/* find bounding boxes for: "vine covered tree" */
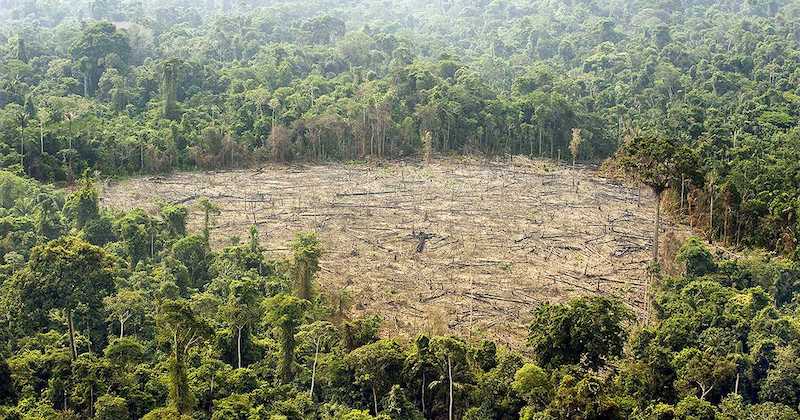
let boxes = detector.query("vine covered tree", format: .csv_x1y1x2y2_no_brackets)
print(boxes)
156,299,211,416
290,232,321,300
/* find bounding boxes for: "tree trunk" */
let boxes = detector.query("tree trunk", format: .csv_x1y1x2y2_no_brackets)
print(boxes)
421,370,426,416
207,374,215,412
448,355,454,420
724,207,730,245
68,309,77,360
372,384,379,416
309,337,320,398
119,318,125,339
237,326,243,369
709,185,714,243
538,125,543,157
680,176,685,212
529,125,533,157
20,128,24,168
653,190,661,265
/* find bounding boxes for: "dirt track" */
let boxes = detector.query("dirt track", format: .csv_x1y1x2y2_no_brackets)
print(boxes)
102,157,668,344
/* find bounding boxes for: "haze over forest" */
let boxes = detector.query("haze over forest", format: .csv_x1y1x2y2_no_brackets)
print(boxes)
1,0,800,419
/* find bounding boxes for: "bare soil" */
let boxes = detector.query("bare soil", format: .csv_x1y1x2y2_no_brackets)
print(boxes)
102,157,674,344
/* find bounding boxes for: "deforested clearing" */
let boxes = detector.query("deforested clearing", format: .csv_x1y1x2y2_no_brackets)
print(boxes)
102,157,673,344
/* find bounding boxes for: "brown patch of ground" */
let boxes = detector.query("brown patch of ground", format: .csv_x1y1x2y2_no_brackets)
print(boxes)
102,157,673,345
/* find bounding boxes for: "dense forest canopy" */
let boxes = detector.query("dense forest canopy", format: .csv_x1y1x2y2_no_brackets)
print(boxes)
1,0,800,419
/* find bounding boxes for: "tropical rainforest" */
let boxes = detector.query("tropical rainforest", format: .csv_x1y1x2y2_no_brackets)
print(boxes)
1,0,800,419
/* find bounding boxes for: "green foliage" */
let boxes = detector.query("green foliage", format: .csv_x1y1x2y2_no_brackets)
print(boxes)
69,21,130,98
527,296,632,369
103,337,145,366
758,345,800,408
13,235,117,350
210,393,255,420
156,299,212,415
544,372,621,419
0,358,16,406
197,198,220,245
62,177,99,230
672,347,736,401
343,315,382,351
263,294,308,383
81,214,116,246
160,204,188,239
676,237,717,277
381,385,423,420
346,339,405,415
674,396,715,420
513,363,551,409
142,406,192,420
291,232,322,300
615,129,693,194
95,394,128,420
171,235,211,291
3,1,800,418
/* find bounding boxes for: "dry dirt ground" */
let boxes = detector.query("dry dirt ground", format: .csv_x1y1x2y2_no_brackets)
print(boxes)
102,157,672,344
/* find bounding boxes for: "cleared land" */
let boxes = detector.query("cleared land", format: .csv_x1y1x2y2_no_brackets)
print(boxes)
102,157,668,344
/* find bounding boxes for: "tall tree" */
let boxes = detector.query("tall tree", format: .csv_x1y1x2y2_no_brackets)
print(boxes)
296,321,339,398
103,289,147,339
62,176,100,230
156,299,211,415
615,129,693,265
14,236,116,359
346,339,405,416
430,336,470,420
527,296,632,369
70,22,131,98
219,277,261,369
263,294,307,383
161,59,180,120
197,198,220,245
291,232,322,300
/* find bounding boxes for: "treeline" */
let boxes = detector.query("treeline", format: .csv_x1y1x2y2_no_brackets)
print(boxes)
0,170,799,419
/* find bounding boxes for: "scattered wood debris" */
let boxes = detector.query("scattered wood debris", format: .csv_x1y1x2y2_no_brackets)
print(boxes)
102,157,684,345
